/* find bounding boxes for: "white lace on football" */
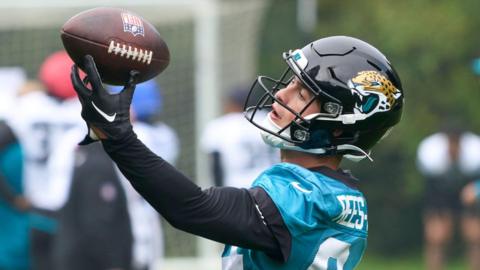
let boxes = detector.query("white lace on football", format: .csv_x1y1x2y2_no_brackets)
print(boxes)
107,40,153,64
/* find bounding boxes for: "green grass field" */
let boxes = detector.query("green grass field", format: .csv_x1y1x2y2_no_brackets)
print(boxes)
357,253,467,270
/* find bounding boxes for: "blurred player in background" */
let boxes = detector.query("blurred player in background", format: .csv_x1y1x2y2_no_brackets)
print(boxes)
462,177,480,270
417,128,480,270
0,121,30,270
0,68,31,270
51,135,133,270
71,36,404,269
124,79,179,166
52,79,178,270
201,86,278,188
6,51,84,270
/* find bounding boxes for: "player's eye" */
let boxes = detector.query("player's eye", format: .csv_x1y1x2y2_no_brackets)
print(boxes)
288,77,296,86
298,88,307,101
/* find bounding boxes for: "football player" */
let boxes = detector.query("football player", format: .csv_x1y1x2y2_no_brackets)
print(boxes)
7,51,84,270
0,120,30,270
71,36,404,269
0,67,30,270
418,130,480,270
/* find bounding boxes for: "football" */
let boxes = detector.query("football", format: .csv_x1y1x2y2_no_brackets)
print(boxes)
61,7,170,85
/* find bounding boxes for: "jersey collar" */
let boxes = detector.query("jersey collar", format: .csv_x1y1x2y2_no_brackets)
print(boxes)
309,166,360,190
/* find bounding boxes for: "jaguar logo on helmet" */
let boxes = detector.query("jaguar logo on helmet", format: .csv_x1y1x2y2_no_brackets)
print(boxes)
348,70,402,116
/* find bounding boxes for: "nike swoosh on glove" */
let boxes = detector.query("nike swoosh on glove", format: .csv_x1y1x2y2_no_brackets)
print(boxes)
71,55,139,145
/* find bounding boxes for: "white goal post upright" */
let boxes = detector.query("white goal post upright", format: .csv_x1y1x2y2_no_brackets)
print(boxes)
193,0,222,260
194,0,271,263
0,0,269,268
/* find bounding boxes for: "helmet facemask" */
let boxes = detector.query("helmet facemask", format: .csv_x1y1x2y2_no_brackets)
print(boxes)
244,50,344,155
244,36,403,162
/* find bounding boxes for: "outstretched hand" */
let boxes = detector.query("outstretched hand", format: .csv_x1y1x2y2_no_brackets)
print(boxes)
71,55,139,144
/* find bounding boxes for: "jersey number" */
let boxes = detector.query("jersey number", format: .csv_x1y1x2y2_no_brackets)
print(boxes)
31,122,74,165
311,237,350,270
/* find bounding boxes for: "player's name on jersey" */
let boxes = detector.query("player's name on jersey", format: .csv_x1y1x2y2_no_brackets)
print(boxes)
333,195,367,231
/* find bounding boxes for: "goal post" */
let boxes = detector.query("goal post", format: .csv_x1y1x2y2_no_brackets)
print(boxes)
0,0,269,269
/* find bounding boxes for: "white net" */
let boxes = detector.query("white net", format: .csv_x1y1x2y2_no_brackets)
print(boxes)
0,0,268,268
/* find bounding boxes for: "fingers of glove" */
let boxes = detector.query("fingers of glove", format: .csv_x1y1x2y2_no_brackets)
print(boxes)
79,134,97,145
83,55,107,96
78,123,98,145
70,65,91,97
121,70,140,99
129,70,140,82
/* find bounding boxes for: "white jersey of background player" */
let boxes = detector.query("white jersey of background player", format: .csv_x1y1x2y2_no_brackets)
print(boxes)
201,87,279,188
417,131,480,177
6,54,84,211
50,118,178,270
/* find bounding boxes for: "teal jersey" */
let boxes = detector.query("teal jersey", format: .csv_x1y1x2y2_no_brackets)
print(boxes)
0,143,30,270
222,163,368,270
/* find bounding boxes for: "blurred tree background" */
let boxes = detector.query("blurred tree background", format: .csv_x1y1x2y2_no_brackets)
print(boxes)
257,0,480,258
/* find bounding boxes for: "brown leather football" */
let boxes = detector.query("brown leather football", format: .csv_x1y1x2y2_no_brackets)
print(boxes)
61,7,170,85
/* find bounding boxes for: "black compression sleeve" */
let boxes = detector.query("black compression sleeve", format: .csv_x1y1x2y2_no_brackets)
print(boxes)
101,132,286,260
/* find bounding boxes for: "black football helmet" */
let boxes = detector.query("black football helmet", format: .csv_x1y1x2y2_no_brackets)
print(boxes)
244,36,404,161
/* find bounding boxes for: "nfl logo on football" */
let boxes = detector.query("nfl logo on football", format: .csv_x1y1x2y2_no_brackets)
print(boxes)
121,13,145,37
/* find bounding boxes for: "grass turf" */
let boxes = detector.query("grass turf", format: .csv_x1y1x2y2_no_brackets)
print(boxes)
357,253,467,270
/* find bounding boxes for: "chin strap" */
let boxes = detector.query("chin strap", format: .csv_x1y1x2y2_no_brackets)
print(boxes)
337,144,373,162
259,114,373,162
